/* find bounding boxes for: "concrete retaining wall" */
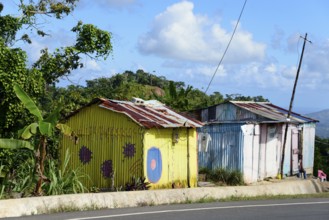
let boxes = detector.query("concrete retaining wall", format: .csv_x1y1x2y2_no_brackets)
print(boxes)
0,179,323,218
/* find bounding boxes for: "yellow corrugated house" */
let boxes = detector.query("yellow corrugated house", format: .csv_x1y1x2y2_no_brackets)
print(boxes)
60,98,203,190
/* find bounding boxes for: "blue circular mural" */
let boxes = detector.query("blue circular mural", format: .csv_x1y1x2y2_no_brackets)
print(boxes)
147,147,162,183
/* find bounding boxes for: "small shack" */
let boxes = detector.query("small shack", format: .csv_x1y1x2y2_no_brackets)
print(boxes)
60,98,203,189
197,101,318,183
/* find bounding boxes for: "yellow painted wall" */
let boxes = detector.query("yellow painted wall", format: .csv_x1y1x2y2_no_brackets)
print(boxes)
143,127,198,189
60,104,144,190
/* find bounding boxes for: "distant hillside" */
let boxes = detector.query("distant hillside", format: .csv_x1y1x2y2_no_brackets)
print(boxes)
306,109,329,138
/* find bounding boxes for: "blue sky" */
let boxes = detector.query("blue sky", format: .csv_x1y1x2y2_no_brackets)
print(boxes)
4,0,329,113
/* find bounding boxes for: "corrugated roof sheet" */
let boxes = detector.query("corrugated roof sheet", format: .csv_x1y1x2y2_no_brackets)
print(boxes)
67,98,203,128
230,101,318,123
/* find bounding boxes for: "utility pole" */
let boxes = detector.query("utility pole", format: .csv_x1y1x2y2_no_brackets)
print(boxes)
280,33,311,179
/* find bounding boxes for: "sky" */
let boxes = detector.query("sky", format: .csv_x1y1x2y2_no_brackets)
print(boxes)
4,0,329,114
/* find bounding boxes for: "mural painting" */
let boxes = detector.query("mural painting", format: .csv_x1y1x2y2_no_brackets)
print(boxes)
147,147,162,183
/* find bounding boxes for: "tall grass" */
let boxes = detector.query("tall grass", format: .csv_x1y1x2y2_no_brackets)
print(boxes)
0,153,36,198
43,149,88,195
204,168,244,186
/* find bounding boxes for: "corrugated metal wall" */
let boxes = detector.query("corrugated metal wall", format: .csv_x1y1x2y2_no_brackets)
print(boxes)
242,124,260,183
302,123,316,173
143,128,198,189
198,123,243,171
60,104,144,189
201,103,268,122
198,102,316,182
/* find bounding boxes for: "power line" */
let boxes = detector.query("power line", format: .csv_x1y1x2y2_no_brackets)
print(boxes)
204,0,248,94
315,139,329,146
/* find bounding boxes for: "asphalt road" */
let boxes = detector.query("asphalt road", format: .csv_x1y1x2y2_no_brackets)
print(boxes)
5,198,329,220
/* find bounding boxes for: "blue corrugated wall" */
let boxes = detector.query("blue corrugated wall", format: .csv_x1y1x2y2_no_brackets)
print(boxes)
198,123,244,172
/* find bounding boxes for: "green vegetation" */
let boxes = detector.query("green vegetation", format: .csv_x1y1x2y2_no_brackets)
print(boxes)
124,176,151,191
313,136,329,177
0,0,111,198
38,192,329,215
199,167,244,186
43,149,88,195
0,1,269,199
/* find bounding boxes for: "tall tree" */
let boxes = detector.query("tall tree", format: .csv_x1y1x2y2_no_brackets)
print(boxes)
0,1,113,136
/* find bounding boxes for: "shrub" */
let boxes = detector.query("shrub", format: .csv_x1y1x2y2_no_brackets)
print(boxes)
125,176,150,191
208,168,244,186
199,167,211,175
0,152,36,199
43,149,88,195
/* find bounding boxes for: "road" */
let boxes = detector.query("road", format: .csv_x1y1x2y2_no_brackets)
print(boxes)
5,198,329,220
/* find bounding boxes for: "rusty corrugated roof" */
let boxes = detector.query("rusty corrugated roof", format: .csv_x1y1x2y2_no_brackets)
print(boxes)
72,98,203,128
230,101,318,123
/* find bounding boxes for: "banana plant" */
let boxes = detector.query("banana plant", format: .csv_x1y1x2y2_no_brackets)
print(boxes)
1,84,73,195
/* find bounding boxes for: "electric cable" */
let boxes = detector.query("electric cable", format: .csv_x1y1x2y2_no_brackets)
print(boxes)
204,0,247,94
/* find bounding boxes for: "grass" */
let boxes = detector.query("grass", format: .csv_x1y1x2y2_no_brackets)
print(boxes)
15,191,329,217
199,167,244,186
8,188,329,217
166,192,329,207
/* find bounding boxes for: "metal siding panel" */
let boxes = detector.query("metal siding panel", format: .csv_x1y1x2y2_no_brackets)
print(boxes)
188,128,198,187
258,124,268,180
302,123,316,172
291,128,299,173
143,128,198,189
143,128,170,188
282,125,291,176
242,124,255,183
60,104,144,189
198,123,243,172
201,109,208,122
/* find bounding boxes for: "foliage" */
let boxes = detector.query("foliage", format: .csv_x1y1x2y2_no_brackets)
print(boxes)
43,149,87,195
0,39,44,136
208,168,244,186
224,94,269,102
0,151,36,199
0,1,113,137
124,176,151,191
313,136,329,176
0,138,33,150
9,84,74,195
34,21,112,85
42,69,270,116
198,167,212,175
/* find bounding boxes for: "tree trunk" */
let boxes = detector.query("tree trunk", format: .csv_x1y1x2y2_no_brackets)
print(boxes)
34,136,47,196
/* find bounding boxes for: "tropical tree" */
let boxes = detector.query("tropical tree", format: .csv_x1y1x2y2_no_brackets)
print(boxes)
0,84,74,195
0,1,113,136
224,94,269,102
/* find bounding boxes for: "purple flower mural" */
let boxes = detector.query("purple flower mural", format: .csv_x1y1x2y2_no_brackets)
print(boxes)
79,146,92,164
101,160,113,179
122,143,136,158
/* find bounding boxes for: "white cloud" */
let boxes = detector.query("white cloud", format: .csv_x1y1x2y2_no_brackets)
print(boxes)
138,1,265,65
271,27,285,49
25,41,45,64
264,63,277,73
305,39,329,74
286,33,301,53
85,60,102,71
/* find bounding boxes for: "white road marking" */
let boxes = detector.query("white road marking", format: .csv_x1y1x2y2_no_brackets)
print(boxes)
67,201,329,220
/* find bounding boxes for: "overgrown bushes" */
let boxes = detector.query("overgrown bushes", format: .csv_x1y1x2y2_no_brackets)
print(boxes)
199,167,244,186
43,149,88,195
0,150,88,199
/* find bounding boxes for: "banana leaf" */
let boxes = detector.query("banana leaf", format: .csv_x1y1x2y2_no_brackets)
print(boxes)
0,139,33,150
14,84,43,121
